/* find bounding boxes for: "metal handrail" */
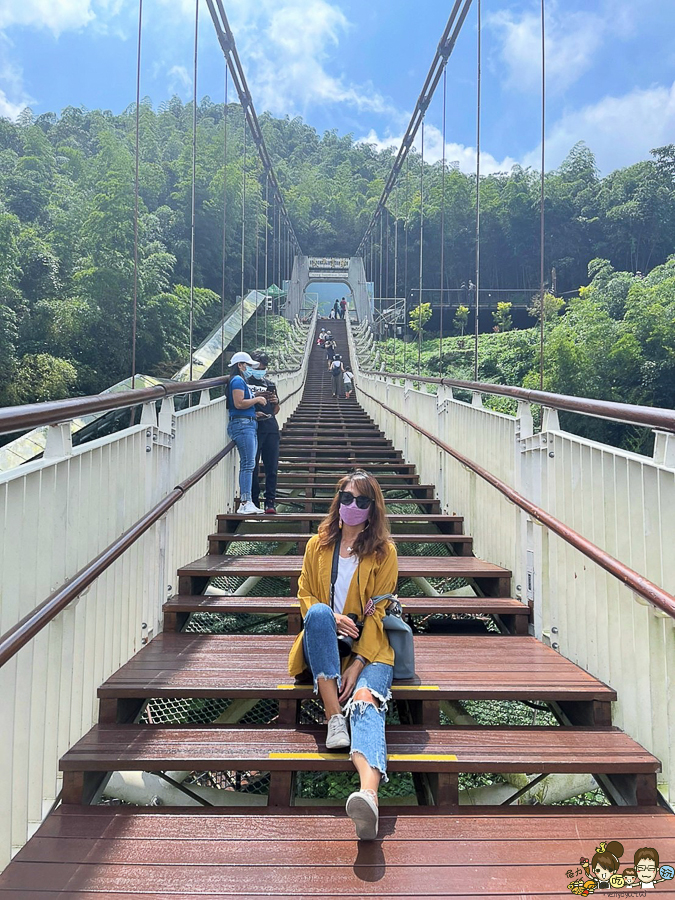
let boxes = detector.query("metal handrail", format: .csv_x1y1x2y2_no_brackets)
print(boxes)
0,441,235,668
0,312,317,437
0,377,225,437
0,308,317,664
358,385,675,621
362,369,675,434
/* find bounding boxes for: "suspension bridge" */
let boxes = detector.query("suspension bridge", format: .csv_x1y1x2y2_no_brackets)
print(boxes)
1,2,675,897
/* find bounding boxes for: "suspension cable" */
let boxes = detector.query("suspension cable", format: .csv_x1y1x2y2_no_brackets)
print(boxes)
220,66,228,375
131,0,143,390
404,155,409,374
205,0,301,255
539,0,546,389
188,0,198,382
393,182,399,373
473,0,481,382
240,111,246,350
355,0,474,257
417,119,424,377
264,174,269,349
255,174,260,346
378,214,383,337
439,67,447,376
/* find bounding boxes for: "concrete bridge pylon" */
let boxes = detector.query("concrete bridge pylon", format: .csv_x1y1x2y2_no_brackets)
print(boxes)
284,255,371,323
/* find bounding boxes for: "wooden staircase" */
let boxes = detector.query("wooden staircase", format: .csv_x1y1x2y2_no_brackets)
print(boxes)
3,317,674,898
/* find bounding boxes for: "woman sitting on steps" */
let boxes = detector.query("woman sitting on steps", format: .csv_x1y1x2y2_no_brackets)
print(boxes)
288,469,398,841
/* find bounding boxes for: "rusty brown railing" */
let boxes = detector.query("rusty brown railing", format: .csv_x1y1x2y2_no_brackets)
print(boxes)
363,369,675,433
0,376,233,437
358,385,675,621
0,441,236,668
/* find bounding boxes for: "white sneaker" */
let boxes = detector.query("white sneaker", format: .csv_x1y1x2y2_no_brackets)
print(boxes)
238,501,264,515
346,789,379,840
325,713,350,750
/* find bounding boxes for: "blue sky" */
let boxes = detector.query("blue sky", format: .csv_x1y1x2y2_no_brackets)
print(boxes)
1,0,674,174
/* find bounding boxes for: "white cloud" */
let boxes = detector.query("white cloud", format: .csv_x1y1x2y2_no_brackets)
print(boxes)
160,0,397,117
167,64,191,97
486,3,606,95
0,87,25,119
0,0,95,37
486,0,649,96
358,123,518,176
524,80,675,173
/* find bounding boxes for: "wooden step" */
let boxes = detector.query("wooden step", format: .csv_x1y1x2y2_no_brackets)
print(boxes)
162,594,530,634
97,633,616,726
207,532,473,555
177,554,509,595
269,497,442,510
5,806,675,897
267,483,435,495
217,512,464,533
60,723,659,806
5,804,675,900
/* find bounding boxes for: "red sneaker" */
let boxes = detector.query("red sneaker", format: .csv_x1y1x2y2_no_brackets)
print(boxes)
265,506,277,515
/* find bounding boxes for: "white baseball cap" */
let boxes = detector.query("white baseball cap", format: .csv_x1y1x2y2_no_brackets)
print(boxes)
228,351,260,367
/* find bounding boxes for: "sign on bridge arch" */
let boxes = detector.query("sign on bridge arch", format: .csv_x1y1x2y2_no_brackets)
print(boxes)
308,257,350,277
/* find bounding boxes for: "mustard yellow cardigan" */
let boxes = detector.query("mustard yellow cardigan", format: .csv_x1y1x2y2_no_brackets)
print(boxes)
287,534,398,677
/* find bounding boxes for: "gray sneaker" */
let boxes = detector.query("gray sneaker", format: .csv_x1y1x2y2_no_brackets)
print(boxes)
325,713,350,750
346,789,379,840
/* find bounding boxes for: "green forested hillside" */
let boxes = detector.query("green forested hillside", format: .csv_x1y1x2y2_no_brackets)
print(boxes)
1,98,674,406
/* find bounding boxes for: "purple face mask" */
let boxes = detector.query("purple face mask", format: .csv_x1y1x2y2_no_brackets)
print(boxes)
339,501,370,526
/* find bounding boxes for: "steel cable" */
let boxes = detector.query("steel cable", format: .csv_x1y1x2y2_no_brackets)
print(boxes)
131,0,143,389
473,0,481,382
240,111,246,350
439,67,447,376
189,0,198,381
220,66,228,375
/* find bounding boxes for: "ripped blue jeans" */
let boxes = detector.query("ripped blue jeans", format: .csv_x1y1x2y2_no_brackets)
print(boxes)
302,602,394,781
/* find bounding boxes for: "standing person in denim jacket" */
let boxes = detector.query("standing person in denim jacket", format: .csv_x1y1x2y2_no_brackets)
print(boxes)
246,349,281,514
226,351,267,515
288,469,398,841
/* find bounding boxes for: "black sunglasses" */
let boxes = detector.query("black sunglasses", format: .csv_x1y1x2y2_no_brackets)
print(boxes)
339,490,372,510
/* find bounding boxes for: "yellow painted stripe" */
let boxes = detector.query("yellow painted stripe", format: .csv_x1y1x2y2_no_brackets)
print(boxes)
268,752,457,762
277,684,440,691
270,752,350,760
389,753,457,761
290,602,301,607
391,685,440,691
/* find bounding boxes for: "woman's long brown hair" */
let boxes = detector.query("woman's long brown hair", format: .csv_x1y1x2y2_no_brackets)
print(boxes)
317,470,391,561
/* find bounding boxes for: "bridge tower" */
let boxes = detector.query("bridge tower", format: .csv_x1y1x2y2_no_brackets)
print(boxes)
284,255,371,322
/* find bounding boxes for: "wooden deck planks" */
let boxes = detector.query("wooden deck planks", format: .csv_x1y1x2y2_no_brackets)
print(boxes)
177,555,510,579
98,634,616,702
61,724,660,773
3,807,675,898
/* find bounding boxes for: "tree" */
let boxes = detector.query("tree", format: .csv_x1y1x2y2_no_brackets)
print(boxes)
493,301,513,332
528,291,564,324
409,302,432,333
454,305,469,335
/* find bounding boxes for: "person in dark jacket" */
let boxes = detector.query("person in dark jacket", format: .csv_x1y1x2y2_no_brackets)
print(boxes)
246,350,281,514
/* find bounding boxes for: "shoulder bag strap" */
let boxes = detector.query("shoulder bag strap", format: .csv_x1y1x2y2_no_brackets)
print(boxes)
329,536,342,611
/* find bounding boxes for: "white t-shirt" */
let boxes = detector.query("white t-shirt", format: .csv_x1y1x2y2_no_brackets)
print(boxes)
333,553,358,615
343,371,353,385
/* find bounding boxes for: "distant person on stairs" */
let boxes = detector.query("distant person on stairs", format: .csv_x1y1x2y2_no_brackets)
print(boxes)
340,297,347,319
330,354,344,397
246,350,280,515
226,351,268,515
343,367,354,399
288,470,398,841
333,299,340,319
